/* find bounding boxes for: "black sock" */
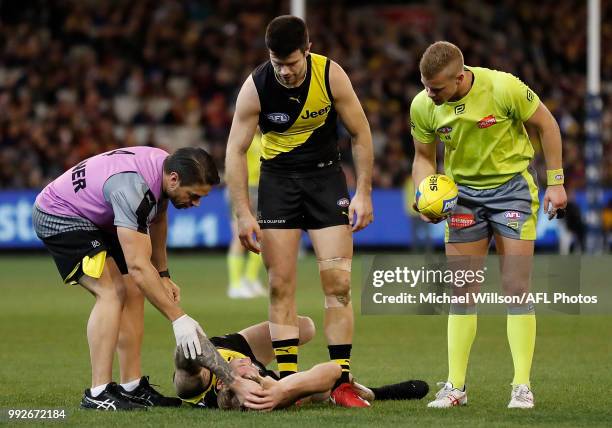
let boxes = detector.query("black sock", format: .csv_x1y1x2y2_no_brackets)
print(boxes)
272,338,299,378
328,344,352,386
370,380,429,400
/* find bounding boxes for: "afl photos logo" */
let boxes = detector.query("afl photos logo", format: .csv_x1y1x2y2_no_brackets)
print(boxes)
266,113,290,124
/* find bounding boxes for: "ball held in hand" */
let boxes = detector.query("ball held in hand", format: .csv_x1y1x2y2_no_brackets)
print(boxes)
416,174,458,220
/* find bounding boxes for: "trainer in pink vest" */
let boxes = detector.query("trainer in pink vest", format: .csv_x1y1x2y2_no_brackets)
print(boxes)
36,147,168,229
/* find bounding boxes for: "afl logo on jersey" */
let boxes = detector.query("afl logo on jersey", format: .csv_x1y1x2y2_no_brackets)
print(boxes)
267,113,290,124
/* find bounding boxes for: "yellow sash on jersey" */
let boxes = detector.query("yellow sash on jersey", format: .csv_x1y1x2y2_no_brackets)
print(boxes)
180,348,249,405
261,53,332,160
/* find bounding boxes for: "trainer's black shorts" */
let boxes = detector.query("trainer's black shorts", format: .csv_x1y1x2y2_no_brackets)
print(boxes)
257,165,350,230
210,333,278,380
40,229,128,283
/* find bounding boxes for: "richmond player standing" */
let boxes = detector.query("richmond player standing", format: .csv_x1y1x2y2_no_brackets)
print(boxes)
225,15,374,407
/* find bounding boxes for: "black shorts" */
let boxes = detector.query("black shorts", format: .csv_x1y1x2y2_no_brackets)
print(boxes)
210,333,278,380
257,166,350,230
40,229,128,284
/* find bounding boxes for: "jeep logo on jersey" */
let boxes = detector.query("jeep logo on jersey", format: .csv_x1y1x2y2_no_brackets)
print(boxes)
437,126,452,134
267,113,290,124
477,115,497,129
301,105,331,119
337,198,350,208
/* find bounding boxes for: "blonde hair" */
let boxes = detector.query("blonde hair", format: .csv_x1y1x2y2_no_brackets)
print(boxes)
419,41,464,79
217,387,241,410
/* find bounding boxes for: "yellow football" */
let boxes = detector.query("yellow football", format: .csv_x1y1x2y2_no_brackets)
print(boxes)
416,174,458,220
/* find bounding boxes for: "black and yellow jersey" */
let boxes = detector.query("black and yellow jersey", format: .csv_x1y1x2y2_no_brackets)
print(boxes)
180,333,277,408
252,53,339,175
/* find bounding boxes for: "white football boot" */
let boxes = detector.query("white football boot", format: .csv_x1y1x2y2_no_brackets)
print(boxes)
245,279,267,297
427,382,467,408
508,384,534,409
227,280,256,299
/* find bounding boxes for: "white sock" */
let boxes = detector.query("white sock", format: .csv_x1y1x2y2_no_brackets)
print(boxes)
121,378,141,392
90,383,108,397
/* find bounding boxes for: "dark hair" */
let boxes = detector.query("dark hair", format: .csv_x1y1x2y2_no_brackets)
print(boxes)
163,147,220,186
265,15,309,57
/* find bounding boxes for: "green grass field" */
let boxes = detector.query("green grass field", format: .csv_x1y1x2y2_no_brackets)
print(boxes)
0,254,610,427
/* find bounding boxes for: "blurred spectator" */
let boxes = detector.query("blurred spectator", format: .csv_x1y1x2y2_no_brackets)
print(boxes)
0,0,609,189
557,187,586,254
603,200,612,251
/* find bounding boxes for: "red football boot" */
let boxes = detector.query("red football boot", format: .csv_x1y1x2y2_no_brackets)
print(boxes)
330,383,371,408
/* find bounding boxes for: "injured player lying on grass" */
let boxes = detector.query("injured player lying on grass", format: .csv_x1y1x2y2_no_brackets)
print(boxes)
173,316,428,409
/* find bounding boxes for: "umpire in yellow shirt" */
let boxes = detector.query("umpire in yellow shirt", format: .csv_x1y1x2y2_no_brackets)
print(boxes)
410,41,567,409
227,132,266,299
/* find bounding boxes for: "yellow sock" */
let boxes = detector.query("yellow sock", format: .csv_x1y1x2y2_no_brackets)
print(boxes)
227,253,244,288
507,314,536,387
272,338,299,378
447,313,477,390
244,251,263,282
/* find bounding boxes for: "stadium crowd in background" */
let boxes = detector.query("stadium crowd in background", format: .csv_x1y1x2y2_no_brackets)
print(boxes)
0,0,610,191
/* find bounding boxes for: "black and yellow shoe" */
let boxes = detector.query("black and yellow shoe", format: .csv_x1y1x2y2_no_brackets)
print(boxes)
118,376,182,407
80,382,147,411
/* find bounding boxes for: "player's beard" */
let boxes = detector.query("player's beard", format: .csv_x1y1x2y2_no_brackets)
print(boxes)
169,198,189,209
275,61,307,88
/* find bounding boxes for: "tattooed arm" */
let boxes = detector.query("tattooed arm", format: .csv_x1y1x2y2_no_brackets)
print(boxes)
195,334,235,385
193,331,275,410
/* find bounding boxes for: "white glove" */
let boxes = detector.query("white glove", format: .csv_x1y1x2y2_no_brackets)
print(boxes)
172,314,205,359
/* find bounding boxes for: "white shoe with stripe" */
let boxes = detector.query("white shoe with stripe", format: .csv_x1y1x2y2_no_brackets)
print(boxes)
508,384,534,409
427,382,467,408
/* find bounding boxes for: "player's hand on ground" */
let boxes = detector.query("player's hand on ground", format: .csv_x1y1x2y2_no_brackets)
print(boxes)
543,185,568,220
349,191,374,232
236,212,262,254
161,277,181,303
412,202,447,224
172,314,204,359
230,376,275,411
